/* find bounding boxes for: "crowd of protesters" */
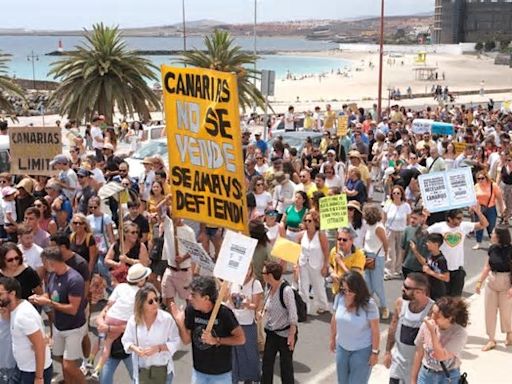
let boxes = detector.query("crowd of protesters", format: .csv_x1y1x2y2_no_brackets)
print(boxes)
0,99,511,384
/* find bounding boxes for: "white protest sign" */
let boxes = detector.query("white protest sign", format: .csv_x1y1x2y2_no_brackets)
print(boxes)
412,119,432,135
179,238,215,273
419,167,476,213
214,230,257,285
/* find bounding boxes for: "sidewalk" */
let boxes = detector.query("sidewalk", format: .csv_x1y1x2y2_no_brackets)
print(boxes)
370,292,512,384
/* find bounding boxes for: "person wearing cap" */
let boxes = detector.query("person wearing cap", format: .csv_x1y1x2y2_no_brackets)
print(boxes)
91,116,104,159
1,186,17,228
15,178,35,223
272,171,295,214
139,157,155,202
29,246,87,384
45,180,73,228
91,263,151,379
51,154,78,202
75,168,96,215
348,150,371,193
264,209,281,246
254,132,268,157
103,143,122,181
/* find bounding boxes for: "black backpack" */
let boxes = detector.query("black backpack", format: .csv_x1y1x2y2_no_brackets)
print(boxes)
279,281,307,323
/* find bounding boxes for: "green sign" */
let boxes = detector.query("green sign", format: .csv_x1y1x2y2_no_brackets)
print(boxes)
319,194,348,230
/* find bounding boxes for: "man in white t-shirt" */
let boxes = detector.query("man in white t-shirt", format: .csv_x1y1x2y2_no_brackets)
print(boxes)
17,224,44,281
0,277,53,384
427,206,488,296
284,105,296,131
161,218,198,310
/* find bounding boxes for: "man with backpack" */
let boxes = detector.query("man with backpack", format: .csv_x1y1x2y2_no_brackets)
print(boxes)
261,261,303,384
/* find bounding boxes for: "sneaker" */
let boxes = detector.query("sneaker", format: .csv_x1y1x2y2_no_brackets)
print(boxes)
472,243,480,250
90,371,100,381
392,272,402,280
51,373,64,384
80,362,89,377
380,307,390,320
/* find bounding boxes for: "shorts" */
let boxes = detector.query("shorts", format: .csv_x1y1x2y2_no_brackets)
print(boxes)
161,267,192,301
150,260,168,277
52,323,87,360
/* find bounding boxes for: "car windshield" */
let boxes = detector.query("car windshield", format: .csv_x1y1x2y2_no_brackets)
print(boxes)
131,141,168,159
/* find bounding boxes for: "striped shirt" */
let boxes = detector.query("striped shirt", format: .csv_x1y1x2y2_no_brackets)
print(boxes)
264,283,298,337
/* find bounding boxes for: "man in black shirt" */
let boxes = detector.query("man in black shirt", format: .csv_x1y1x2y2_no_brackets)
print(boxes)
170,276,245,382
124,200,149,245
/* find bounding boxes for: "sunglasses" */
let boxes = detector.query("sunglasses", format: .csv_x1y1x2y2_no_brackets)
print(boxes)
6,256,21,263
337,237,350,242
256,183,264,186
72,221,84,225
77,175,86,179
339,288,353,295
403,283,421,291
477,177,485,180
392,191,402,195
33,203,43,208
89,206,98,209
304,219,313,223
146,297,161,305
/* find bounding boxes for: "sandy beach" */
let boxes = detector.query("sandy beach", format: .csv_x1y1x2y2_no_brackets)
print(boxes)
271,50,511,110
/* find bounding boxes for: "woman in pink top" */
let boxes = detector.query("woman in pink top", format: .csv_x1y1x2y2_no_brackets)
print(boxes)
33,198,57,235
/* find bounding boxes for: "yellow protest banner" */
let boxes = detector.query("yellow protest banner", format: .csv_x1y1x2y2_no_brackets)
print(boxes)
453,142,466,155
161,66,248,233
319,194,348,230
9,126,62,176
337,116,348,137
271,237,301,265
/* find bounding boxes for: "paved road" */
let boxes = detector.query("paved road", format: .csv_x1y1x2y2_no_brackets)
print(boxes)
63,219,488,384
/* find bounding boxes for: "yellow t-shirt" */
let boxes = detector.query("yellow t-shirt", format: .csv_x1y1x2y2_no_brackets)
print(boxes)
329,247,366,294
324,110,336,129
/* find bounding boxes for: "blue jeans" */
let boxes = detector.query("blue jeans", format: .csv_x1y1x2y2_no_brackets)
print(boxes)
418,365,460,384
192,369,232,384
165,372,174,384
95,254,112,293
14,366,52,384
99,357,133,384
476,206,497,243
336,344,372,384
364,254,387,308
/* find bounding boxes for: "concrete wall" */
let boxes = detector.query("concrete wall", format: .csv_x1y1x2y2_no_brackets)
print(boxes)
337,43,476,55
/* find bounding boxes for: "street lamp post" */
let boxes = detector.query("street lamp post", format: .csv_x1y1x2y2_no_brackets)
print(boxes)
27,50,39,91
182,0,187,53
377,0,384,122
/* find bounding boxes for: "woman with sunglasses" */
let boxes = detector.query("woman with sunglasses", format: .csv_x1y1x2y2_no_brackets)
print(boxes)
383,185,411,279
122,284,180,384
70,213,98,275
280,191,309,242
296,211,330,315
330,271,380,384
411,297,469,384
251,176,273,219
473,171,505,250
69,146,82,171
33,198,57,235
0,242,43,301
105,222,150,283
87,196,115,258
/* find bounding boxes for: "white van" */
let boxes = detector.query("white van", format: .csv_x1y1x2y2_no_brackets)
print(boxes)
0,135,9,173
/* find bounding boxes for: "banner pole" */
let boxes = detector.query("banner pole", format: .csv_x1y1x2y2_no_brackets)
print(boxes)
205,280,230,333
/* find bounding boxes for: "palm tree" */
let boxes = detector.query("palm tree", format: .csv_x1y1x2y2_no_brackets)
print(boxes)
48,23,160,124
179,30,266,111
0,52,25,118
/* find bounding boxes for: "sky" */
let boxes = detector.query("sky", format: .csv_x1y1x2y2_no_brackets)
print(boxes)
3,0,435,30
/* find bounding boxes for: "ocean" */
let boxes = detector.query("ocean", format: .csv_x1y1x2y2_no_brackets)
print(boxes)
0,35,348,81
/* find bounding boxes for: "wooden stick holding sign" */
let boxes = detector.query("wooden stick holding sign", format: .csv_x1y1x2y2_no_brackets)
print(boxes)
205,230,258,333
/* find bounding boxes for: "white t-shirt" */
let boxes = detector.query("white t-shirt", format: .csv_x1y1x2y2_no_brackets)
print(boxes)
91,126,103,150
265,223,280,245
87,214,113,253
255,163,269,175
230,278,263,325
167,224,196,269
91,168,106,186
59,168,78,201
10,300,52,372
284,112,295,131
364,223,385,256
427,221,475,270
254,192,272,217
107,283,140,321
19,243,43,270
1,199,16,223
383,201,411,231
139,170,155,202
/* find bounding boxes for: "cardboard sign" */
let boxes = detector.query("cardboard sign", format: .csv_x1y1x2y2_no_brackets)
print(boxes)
319,194,348,230
337,116,348,137
418,167,476,213
161,66,248,232
179,237,215,273
9,126,62,176
412,119,454,136
453,142,466,155
271,237,301,265
214,230,257,285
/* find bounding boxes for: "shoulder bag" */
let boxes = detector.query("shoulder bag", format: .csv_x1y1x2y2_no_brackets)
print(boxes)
440,361,468,384
480,183,493,215
136,324,167,384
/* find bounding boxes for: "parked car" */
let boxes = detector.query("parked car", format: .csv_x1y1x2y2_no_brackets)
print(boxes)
266,131,323,156
125,137,168,178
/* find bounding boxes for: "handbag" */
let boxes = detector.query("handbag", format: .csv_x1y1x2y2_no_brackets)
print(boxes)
110,335,130,359
364,257,376,270
136,324,168,384
440,361,468,384
479,183,493,215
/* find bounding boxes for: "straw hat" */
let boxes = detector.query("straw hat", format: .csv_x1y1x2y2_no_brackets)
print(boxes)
126,264,152,283
348,150,362,159
16,178,34,196
346,200,362,213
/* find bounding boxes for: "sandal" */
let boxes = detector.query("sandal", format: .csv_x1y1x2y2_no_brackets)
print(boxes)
482,340,496,351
